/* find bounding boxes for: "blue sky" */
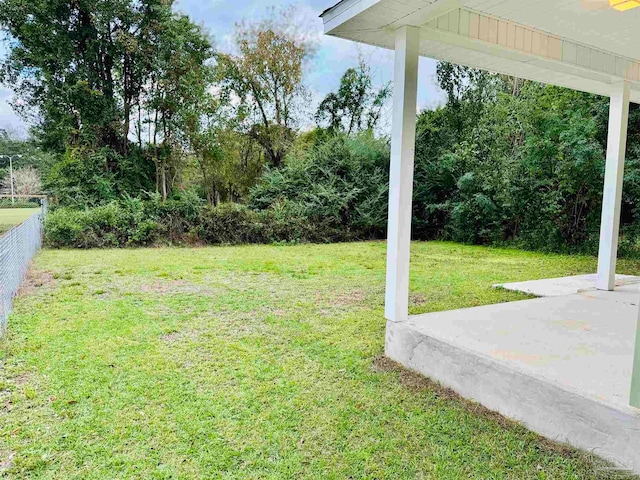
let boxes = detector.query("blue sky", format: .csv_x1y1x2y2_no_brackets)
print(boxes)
0,0,445,137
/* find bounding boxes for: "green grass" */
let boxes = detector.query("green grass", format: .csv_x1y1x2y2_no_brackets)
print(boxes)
0,208,40,236
1,241,639,479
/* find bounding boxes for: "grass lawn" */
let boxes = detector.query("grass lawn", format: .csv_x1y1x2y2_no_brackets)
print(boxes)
0,208,40,236
1,242,639,479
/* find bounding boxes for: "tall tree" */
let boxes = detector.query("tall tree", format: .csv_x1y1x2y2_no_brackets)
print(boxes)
142,13,213,200
184,94,264,205
435,62,505,137
316,59,391,135
2,0,151,152
0,0,213,202
217,7,314,168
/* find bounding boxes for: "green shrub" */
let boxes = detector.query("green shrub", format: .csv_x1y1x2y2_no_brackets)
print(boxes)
45,148,117,208
45,197,309,248
0,199,41,209
198,203,264,245
250,132,390,241
44,209,85,247
44,146,155,208
45,200,160,248
145,190,204,242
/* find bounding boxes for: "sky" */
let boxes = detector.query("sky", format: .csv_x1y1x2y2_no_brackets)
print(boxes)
0,0,446,137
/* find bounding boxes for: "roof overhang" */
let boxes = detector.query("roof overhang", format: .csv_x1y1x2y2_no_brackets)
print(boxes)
321,0,640,103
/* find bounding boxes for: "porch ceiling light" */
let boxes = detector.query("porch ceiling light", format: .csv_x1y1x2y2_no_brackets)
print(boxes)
610,0,640,10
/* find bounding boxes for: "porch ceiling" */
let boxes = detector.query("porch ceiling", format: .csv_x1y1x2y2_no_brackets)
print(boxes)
321,0,640,103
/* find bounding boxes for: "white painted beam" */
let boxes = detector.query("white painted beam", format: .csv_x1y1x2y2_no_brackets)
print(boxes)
632,311,640,408
385,0,461,30
596,81,630,292
385,26,420,323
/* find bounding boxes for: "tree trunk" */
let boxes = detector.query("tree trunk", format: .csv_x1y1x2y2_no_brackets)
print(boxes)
161,160,167,202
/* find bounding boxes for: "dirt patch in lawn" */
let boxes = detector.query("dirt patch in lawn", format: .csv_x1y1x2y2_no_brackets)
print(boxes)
11,372,32,387
18,270,56,297
139,279,218,297
0,450,15,473
409,293,427,306
160,329,202,346
372,355,459,396
315,289,368,310
334,289,367,306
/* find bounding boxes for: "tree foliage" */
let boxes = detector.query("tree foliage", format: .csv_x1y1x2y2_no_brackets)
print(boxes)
316,59,391,135
216,8,314,168
5,0,640,256
412,63,640,253
250,132,390,238
0,0,212,200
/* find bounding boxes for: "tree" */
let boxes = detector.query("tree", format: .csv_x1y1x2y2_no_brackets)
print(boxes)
141,13,214,200
186,113,264,206
410,62,619,252
217,7,315,168
316,59,391,134
0,0,213,203
6,166,41,195
435,62,505,137
2,0,150,153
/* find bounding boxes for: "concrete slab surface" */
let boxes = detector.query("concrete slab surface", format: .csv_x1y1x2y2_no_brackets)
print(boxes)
408,289,637,409
495,273,640,297
386,283,640,474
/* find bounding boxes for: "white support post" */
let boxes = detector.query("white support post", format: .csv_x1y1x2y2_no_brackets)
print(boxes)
632,311,640,408
596,81,630,292
385,26,420,323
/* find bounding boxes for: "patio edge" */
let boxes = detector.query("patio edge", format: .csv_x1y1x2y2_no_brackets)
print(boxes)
385,320,640,475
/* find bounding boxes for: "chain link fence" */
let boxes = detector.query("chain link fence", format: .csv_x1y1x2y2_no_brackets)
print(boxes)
0,210,44,332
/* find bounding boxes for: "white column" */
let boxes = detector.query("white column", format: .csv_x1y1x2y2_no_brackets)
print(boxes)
596,81,630,291
385,26,420,322
632,311,640,408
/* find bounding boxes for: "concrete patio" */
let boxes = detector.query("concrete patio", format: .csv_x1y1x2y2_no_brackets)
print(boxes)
496,273,640,297
386,279,640,472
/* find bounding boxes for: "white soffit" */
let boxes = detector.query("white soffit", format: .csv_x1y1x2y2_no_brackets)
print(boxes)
321,0,640,103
